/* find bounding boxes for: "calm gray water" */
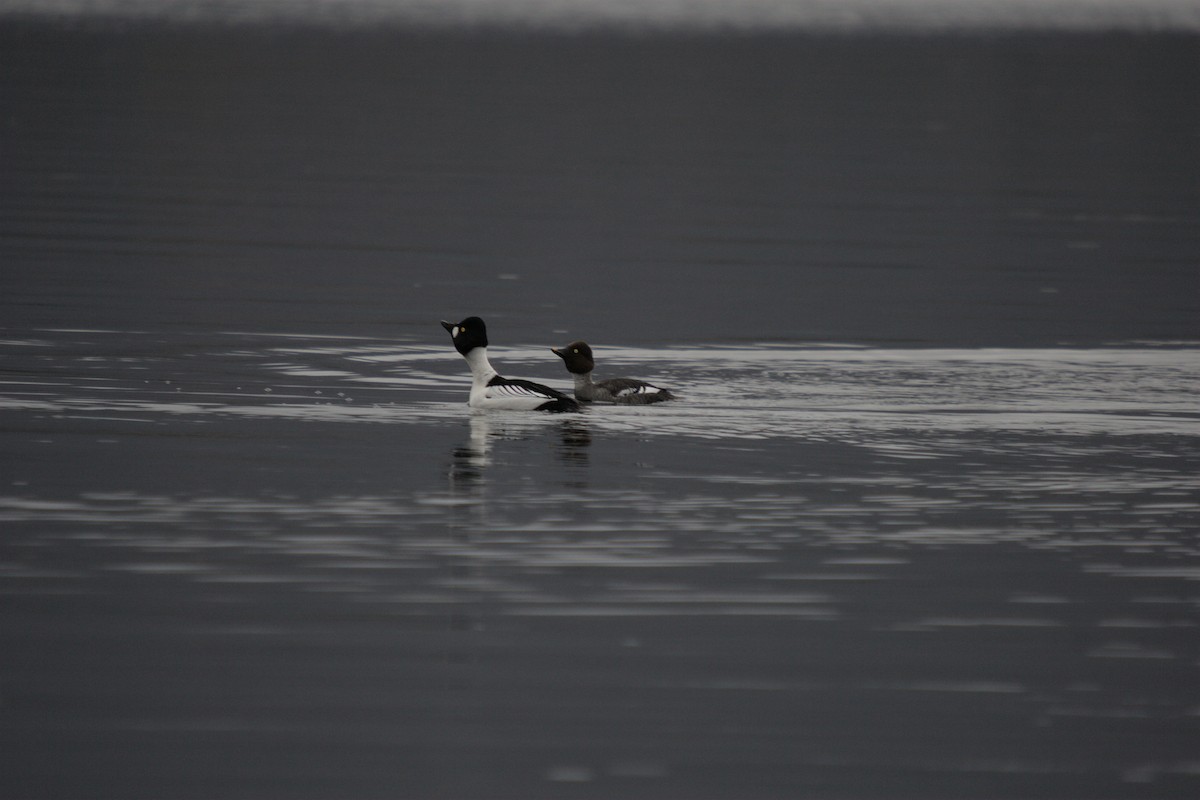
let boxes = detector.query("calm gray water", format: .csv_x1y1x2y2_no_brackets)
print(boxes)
2,14,1199,800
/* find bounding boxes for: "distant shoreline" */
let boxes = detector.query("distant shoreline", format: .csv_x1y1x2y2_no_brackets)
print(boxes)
3,0,1200,36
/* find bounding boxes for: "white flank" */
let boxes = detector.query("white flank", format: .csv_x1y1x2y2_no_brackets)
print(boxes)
457,346,561,410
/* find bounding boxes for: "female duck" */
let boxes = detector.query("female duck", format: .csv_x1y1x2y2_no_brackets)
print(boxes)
551,340,675,405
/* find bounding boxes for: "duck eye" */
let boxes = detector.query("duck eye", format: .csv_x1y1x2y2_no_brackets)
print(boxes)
572,348,579,354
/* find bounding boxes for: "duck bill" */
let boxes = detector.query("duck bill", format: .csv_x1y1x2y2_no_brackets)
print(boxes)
440,320,455,333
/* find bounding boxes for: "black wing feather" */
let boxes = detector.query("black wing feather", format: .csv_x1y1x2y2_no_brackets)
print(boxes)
488,375,581,412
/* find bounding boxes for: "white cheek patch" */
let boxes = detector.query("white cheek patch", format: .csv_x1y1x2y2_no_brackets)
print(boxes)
453,327,461,337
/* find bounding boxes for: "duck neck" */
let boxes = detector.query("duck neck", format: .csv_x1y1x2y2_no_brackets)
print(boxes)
464,347,498,385
572,372,595,392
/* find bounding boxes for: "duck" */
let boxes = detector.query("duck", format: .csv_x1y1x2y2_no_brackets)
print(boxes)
441,317,581,412
551,340,676,405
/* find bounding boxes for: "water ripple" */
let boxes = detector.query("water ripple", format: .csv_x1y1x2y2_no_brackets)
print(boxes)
3,330,1197,448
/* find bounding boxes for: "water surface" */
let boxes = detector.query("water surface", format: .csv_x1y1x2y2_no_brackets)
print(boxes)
2,19,1199,800
3,328,1198,798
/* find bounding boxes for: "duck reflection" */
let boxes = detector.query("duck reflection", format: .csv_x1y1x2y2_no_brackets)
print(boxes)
448,413,494,487
557,418,591,464
449,412,591,492
441,413,592,640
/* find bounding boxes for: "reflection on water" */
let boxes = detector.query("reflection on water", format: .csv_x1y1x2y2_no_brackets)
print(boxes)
452,413,591,473
2,327,1199,797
